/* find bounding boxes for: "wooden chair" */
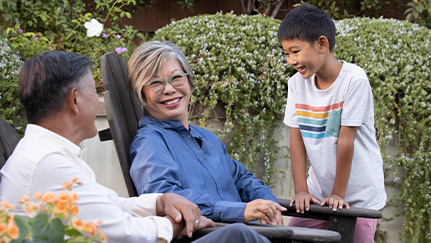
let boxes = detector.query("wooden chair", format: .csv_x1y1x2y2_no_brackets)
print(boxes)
0,117,20,174
98,52,379,242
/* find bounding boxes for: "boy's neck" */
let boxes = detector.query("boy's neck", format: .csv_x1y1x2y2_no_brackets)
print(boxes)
314,56,343,90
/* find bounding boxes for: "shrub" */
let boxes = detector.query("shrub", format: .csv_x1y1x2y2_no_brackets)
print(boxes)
152,13,431,241
153,12,291,184
335,17,431,242
0,37,25,135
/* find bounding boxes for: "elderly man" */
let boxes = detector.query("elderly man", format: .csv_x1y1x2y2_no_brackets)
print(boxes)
0,51,270,243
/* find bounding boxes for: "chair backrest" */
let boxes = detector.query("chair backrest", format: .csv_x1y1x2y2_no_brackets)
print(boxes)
0,117,20,176
100,52,144,197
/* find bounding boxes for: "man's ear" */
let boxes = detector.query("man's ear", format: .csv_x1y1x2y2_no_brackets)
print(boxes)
66,87,80,114
317,36,330,54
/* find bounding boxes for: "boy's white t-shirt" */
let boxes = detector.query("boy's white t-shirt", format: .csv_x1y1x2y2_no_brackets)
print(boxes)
284,61,386,210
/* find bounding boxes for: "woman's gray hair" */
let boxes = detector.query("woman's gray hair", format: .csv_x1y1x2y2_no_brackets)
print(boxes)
128,41,194,107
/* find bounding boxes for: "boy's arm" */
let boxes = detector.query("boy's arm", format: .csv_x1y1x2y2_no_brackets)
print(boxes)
321,125,358,211
290,127,318,213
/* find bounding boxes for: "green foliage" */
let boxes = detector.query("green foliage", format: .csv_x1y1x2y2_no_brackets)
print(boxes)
332,18,431,241
1,0,146,83
154,13,431,240
0,0,146,131
0,37,25,135
405,0,431,28
298,0,389,19
153,12,291,185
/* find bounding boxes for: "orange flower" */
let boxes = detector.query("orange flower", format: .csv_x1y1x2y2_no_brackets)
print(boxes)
33,191,42,199
62,180,74,191
53,192,71,214
0,222,7,235
18,194,30,204
22,201,40,214
7,217,19,239
84,222,98,236
69,205,79,216
71,217,85,231
41,192,55,202
98,232,107,242
71,192,79,201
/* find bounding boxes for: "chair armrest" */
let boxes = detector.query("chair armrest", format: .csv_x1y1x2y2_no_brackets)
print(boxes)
277,198,382,220
173,222,341,243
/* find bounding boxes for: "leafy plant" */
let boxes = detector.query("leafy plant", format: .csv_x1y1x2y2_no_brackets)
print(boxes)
335,17,431,241
1,0,146,84
0,178,106,243
153,12,291,185
0,37,25,135
405,0,431,28
152,13,431,241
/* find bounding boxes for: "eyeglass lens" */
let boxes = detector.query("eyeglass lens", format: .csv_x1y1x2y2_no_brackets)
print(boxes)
148,73,187,92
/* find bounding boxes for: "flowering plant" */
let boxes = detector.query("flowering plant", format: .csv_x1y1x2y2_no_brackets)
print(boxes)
0,177,106,243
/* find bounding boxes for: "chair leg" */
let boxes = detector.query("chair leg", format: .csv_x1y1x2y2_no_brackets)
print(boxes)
329,216,356,243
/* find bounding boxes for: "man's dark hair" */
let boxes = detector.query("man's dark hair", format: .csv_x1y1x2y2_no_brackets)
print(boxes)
278,3,336,51
18,51,94,124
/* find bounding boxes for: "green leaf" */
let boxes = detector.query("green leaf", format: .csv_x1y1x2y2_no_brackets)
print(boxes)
32,213,65,243
12,215,31,242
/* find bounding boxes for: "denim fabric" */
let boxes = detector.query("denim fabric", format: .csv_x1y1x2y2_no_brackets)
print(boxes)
130,117,278,223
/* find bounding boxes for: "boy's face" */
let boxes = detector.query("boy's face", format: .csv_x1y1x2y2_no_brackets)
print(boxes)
281,38,324,79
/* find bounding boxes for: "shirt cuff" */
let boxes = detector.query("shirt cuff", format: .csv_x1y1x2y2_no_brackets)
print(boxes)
131,193,163,217
150,216,173,243
213,201,246,222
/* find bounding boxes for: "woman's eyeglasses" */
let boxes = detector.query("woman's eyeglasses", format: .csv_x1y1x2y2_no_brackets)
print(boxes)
146,73,188,93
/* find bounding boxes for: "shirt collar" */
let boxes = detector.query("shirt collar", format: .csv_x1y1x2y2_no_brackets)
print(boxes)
139,117,189,131
25,124,83,158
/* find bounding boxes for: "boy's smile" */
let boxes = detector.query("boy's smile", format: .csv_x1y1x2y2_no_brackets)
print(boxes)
281,39,324,80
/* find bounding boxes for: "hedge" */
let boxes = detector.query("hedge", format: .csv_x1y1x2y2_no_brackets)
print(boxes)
153,13,431,241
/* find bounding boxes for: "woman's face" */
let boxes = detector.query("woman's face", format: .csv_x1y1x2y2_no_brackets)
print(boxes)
142,59,191,129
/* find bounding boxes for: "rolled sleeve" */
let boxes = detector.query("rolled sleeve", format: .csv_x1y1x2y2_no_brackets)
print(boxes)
213,201,246,222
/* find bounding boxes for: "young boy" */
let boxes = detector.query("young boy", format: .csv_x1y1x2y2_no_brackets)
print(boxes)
278,3,386,242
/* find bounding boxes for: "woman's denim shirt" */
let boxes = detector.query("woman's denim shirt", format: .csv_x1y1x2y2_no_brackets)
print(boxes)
129,117,278,223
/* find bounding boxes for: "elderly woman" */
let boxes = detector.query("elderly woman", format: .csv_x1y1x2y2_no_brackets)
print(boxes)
128,41,286,225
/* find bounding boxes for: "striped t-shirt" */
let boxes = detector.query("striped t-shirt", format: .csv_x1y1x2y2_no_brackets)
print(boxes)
284,61,386,210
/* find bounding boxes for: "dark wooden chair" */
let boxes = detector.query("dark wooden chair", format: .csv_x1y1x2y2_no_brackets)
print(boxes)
0,117,20,173
98,52,379,242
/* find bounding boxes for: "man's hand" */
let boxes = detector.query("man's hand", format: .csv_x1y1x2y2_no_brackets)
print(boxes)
260,210,284,225
177,216,215,239
290,191,319,214
156,193,201,238
320,194,350,211
244,199,286,224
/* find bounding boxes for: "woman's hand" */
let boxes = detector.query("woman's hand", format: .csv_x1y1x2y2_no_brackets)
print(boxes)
290,191,319,214
244,199,286,224
320,194,350,211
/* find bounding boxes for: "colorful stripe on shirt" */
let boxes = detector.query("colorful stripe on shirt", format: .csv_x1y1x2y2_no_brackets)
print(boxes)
295,102,344,139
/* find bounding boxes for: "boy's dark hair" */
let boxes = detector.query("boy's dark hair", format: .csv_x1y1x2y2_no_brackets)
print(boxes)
278,3,336,51
18,51,94,124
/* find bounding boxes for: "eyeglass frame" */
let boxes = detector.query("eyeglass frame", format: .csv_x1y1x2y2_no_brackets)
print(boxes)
145,72,189,93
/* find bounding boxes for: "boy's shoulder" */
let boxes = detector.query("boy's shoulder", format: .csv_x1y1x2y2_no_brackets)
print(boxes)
339,61,367,79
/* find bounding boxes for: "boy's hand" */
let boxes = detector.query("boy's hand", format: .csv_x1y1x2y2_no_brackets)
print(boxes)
320,194,350,211
290,191,318,214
